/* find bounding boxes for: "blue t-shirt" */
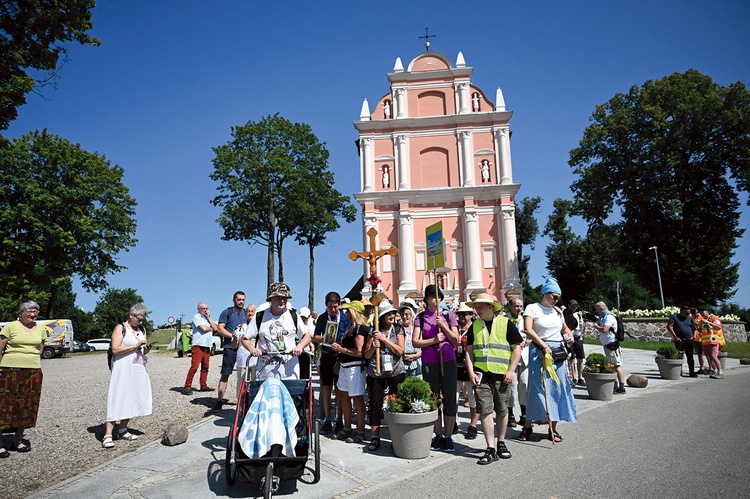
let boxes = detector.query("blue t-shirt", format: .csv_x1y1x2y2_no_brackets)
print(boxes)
669,313,693,340
218,307,247,346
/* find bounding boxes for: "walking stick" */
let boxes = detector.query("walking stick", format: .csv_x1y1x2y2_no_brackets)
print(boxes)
436,271,444,376
541,361,555,445
371,294,382,374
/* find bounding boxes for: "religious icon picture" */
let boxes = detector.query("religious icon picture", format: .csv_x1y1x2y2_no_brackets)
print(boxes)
323,321,338,347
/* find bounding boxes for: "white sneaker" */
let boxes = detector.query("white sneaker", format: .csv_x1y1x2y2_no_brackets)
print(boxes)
102,435,114,448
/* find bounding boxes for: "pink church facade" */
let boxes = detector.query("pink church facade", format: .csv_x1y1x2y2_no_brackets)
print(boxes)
353,51,522,305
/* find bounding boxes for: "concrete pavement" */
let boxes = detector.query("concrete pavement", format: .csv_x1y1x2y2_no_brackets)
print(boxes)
28,347,744,499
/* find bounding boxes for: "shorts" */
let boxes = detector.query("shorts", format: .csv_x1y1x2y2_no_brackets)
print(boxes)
694,342,705,355
336,362,366,397
603,345,623,367
220,347,238,376
319,354,338,386
474,372,510,417
570,338,585,359
703,343,719,357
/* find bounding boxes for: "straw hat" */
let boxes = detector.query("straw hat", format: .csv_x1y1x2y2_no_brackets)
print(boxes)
378,302,397,318
466,292,504,313
455,302,475,314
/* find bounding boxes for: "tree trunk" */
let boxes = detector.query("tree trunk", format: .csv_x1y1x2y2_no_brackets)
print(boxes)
308,244,315,309
268,199,276,291
46,283,58,318
277,236,285,283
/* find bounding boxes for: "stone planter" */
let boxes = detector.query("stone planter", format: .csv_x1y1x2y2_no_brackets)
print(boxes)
582,372,617,401
655,357,683,379
383,409,438,459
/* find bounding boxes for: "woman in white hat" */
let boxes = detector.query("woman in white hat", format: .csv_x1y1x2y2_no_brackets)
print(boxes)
364,301,406,451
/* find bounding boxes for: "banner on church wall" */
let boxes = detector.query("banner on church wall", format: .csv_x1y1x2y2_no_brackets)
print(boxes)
426,221,445,271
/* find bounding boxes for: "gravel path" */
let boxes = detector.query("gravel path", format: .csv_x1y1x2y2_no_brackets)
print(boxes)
1,351,233,499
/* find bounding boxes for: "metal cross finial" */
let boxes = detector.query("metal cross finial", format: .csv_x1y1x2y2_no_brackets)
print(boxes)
419,27,435,51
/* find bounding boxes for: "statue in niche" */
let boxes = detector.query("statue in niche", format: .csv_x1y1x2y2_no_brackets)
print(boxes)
472,92,480,111
480,160,491,182
383,100,391,119
382,165,390,188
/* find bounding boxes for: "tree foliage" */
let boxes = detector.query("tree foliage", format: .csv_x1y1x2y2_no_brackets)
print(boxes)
210,114,355,294
93,287,152,337
0,130,138,318
514,196,541,294
0,0,100,130
568,70,749,307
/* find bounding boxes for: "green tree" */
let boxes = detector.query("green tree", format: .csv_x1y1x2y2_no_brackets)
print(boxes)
0,0,100,130
514,196,541,293
93,287,151,337
210,114,338,291
293,181,356,309
0,130,138,318
569,70,750,306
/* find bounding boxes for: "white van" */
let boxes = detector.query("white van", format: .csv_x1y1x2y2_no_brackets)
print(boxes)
0,319,75,359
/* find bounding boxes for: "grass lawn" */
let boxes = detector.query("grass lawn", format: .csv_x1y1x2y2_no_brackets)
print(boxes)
584,338,750,358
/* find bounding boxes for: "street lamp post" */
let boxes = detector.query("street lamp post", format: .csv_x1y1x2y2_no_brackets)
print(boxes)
648,246,665,310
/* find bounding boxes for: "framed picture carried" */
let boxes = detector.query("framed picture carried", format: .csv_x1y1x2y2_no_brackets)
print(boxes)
323,321,338,347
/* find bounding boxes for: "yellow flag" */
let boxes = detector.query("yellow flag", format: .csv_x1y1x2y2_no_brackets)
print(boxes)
543,354,560,386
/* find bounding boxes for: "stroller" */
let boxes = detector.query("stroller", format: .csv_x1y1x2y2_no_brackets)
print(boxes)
225,353,320,498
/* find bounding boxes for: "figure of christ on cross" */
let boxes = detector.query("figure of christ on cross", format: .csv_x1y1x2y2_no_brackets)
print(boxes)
349,227,399,373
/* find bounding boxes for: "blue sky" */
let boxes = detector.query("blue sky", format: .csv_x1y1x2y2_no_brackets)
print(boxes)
5,1,749,326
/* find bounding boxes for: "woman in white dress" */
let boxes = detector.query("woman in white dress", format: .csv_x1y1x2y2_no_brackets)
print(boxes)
102,303,153,448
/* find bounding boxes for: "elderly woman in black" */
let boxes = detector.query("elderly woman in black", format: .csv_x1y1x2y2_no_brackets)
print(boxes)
0,301,47,457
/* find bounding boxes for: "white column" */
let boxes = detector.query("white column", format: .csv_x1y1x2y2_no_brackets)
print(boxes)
361,137,374,192
499,204,521,291
457,82,470,114
395,87,407,118
459,130,474,187
495,127,512,184
463,207,483,290
395,134,410,189
398,209,416,291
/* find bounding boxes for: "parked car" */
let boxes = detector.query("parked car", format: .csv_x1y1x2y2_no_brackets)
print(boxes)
86,338,111,351
177,333,224,356
72,340,91,352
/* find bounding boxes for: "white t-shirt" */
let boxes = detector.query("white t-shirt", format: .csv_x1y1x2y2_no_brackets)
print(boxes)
243,308,307,379
523,303,564,341
235,322,255,371
598,313,617,345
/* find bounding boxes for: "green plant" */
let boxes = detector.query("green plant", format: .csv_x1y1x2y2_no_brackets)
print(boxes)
655,345,685,359
386,376,437,414
583,353,615,373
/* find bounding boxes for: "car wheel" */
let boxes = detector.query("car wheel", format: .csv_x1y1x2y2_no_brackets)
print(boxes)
42,348,55,360
89,346,96,352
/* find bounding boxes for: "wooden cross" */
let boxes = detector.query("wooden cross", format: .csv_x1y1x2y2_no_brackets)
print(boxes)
348,227,398,374
348,227,399,276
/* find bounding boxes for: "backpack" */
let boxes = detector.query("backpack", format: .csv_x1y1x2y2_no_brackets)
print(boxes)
612,314,626,342
563,308,579,331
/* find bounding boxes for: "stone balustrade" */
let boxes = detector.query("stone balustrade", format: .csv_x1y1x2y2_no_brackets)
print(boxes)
581,318,747,343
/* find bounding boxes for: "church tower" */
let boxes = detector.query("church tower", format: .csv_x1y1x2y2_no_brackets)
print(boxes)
353,50,522,304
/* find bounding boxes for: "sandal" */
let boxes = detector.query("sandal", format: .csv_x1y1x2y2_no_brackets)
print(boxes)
517,427,532,441
11,441,31,453
118,429,138,441
548,430,562,443
102,435,115,449
346,430,365,443
0,448,9,458
367,436,381,451
333,427,352,440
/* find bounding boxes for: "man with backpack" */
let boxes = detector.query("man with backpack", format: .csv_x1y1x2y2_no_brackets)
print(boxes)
593,301,626,394
214,291,247,411
564,300,585,386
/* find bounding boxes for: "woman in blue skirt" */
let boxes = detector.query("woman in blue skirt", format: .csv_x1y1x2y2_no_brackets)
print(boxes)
519,278,577,442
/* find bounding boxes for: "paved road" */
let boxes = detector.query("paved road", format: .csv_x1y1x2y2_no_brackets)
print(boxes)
28,349,748,498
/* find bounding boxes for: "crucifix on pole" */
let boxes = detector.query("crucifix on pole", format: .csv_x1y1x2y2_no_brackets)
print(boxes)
349,227,399,373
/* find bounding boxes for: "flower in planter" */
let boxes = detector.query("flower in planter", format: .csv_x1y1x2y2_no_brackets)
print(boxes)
583,353,615,374
386,376,437,414
655,345,685,360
